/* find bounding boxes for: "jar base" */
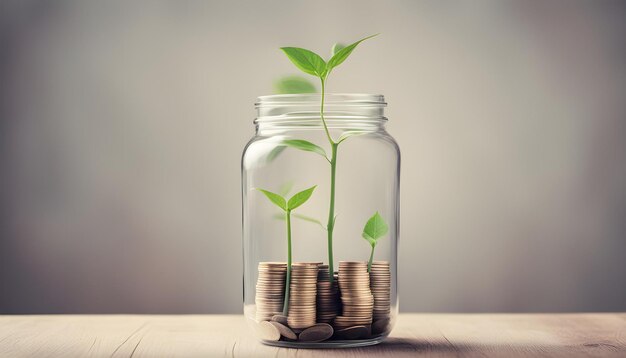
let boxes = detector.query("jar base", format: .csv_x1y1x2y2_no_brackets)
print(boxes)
261,336,386,349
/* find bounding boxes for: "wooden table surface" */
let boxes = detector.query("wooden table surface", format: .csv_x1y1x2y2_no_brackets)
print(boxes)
0,314,624,357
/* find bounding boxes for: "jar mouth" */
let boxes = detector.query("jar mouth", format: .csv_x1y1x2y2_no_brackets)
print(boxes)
255,93,387,126
255,93,386,108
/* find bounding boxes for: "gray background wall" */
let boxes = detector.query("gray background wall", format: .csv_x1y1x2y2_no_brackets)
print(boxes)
1,0,625,314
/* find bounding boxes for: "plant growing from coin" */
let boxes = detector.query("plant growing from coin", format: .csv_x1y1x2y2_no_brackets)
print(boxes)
257,185,317,314
362,212,389,272
279,34,378,282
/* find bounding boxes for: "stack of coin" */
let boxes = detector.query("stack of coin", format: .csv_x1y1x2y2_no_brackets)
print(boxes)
370,261,391,322
316,264,340,324
334,261,373,330
287,262,320,329
255,262,287,322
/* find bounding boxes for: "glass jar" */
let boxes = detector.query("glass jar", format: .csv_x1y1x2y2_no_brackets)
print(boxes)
242,94,400,348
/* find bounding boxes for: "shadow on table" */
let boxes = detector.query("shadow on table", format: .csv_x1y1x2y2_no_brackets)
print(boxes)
371,337,464,354
295,337,465,356
310,337,622,356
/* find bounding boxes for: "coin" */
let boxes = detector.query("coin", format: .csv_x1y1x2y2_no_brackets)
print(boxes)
334,261,374,332
270,321,297,340
255,262,287,322
369,261,391,323
287,262,320,329
257,321,281,341
271,314,288,325
298,323,334,342
372,317,391,335
316,265,340,324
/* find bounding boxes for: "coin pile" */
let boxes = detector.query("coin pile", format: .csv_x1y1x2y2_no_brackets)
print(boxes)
334,261,373,330
287,262,320,329
316,264,340,324
255,262,287,321
370,261,391,322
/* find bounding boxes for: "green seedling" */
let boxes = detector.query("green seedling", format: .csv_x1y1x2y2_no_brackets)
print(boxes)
279,34,378,282
257,185,317,314
271,181,325,229
362,212,389,272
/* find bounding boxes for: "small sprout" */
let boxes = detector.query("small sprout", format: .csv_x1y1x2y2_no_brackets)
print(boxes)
256,185,317,314
271,180,324,229
362,212,389,272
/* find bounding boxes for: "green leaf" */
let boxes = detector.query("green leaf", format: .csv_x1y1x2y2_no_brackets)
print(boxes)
327,34,378,72
283,139,327,158
287,185,317,211
256,188,287,211
338,130,368,144
274,75,317,94
331,43,345,56
266,145,286,163
273,212,325,230
280,47,327,77
363,234,376,246
362,211,388,247
293,213,325,229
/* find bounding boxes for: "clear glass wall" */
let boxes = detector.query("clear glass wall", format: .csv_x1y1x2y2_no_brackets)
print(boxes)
242,94,400,348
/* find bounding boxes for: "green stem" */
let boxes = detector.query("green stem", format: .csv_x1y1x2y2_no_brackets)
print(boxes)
283,210,292,315
320,77,338,284
368,244,375,273
320,78,335,146
327,143,337,283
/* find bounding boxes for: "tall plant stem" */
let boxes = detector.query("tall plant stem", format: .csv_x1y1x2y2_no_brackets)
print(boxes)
282,210,292,315
327,143,338,283
368,244,375,273
320,78,338,284
320,79,334,146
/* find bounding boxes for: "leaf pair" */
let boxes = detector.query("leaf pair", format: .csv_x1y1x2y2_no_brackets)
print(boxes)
257,185,317,212
280,34,378,80
362,212,388,247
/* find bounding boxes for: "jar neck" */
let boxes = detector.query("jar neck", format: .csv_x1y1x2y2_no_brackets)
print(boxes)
254,93,387,134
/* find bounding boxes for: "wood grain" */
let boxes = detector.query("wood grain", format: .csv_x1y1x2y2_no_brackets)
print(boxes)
0,314,624,357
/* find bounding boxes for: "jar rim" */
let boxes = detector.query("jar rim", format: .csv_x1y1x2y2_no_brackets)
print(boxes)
255,93,386,109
